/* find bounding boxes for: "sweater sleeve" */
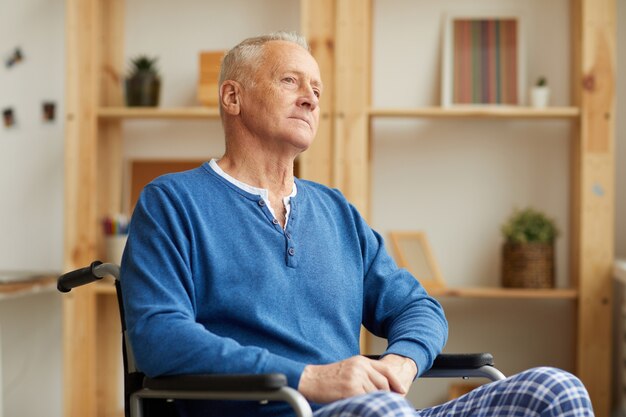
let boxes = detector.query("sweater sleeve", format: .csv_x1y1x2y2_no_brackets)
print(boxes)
120,184,307,388
354,207,448,377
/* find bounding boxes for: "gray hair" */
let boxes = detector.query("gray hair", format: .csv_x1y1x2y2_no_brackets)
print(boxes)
218,31,310,89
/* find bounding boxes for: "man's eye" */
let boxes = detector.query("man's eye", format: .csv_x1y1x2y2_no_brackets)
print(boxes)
313,90,320,98
283,77,296,84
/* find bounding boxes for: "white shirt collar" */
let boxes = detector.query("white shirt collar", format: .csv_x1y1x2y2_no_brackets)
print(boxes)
209,159,297,228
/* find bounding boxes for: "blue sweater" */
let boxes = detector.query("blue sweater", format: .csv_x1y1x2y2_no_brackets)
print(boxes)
120,162,448,416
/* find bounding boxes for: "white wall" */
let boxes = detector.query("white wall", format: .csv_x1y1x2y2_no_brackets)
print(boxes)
0,0,64,416
0,0,65,270
0,293,62,417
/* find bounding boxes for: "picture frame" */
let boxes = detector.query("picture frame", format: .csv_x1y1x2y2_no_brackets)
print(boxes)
388,231,446,292
441,14,524,107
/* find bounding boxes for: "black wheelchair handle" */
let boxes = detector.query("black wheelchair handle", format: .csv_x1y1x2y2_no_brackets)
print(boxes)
57,261,104,293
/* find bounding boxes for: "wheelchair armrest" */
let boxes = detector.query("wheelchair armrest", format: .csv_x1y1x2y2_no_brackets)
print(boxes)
426,353,505,381
431,353,494,369
365,353,493,369
143,373,287,392
136,374,313,417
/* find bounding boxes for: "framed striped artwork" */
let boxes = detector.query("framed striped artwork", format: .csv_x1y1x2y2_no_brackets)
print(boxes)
441,15,524,107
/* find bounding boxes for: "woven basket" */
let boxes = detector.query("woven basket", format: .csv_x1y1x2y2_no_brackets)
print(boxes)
501,242,554,288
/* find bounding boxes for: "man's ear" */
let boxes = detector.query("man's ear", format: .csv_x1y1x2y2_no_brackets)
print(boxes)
220,81,241,115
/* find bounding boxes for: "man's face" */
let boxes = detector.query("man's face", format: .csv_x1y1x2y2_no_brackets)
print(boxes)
239,41,322,153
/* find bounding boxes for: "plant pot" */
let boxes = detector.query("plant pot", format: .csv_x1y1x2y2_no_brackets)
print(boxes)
530,86,550,108
125,74,161,107
501,242,554,288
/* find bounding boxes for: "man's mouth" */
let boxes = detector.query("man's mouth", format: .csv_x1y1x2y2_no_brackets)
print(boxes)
290,116,311,129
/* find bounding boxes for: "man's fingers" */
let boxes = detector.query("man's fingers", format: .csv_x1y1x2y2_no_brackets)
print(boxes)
363,362,391,392
370,360,407,395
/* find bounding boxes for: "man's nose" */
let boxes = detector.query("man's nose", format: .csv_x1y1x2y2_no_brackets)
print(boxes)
297,87,319,111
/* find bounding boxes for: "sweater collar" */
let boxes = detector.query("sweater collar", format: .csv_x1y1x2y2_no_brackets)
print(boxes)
208,158,297,201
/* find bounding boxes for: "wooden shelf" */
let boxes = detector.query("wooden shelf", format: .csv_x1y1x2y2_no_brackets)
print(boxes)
98,106,220,119
100,106,580,120
429,287,577,300
0,276,57,300
369,106,580,119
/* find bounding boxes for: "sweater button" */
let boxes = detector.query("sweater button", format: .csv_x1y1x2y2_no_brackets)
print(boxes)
272,219,279,225
258,200,265,207
288,247,295,256
285,232,292,239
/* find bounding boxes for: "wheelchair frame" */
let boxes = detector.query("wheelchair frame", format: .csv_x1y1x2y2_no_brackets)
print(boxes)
58,261,505,417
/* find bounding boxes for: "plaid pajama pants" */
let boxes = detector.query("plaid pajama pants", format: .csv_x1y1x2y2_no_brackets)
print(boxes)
313,367,593,417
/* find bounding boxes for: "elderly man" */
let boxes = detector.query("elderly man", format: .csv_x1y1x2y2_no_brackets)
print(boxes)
121,32,593,417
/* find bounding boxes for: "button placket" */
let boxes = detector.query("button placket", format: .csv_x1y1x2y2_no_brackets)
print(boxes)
284,224,297,268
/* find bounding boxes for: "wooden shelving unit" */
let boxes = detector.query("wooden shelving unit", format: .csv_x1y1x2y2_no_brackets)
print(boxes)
333,1,614,416
63,1,615,417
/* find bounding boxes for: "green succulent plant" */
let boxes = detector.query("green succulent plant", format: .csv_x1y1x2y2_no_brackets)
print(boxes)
125,55,161,106
536,76,547,87
127,55,160,78
501,207,558,244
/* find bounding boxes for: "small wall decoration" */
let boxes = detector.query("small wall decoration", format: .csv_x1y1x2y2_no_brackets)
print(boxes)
441,15,524,107
5,47,24,68
42,101,56,122
3,108,15,128
388,231,446,292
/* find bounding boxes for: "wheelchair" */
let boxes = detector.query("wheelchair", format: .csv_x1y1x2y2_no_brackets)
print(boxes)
58,261,506,417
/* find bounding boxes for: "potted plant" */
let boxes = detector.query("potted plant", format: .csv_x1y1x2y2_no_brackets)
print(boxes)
125,55,161,107
500,207,559,288
530,76,550,108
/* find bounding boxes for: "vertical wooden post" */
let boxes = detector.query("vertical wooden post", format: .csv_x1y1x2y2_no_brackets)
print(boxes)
334,0,372,218
96,294,123,417
95,0,125,415
333,0,372,353
65,0,125,416
64,0,99,414
300,0,335,187
574,0,615,415
98,0,125,219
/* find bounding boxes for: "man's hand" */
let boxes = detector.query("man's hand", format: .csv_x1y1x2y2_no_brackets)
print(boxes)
297,355,417,404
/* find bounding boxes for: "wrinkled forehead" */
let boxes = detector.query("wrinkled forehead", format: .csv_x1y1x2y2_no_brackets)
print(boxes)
260,41,322,84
